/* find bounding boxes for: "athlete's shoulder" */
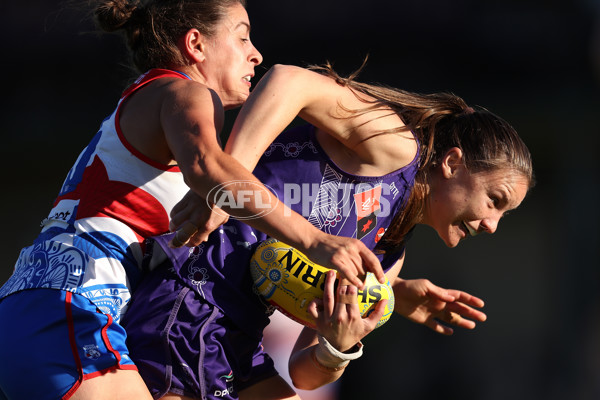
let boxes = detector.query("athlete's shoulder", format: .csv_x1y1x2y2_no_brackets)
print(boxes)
159,78,223,112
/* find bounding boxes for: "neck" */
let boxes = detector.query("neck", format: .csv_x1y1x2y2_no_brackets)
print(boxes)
176,65,208,85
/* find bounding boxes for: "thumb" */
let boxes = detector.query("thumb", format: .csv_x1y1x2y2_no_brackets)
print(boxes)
364,299,388,327
308,298,323,320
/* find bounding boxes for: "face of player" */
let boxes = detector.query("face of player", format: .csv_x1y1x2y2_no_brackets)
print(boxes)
423,149,530,248
199,3,263,109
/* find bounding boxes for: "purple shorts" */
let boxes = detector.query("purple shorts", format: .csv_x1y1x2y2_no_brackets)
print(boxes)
0,289,137,400
122,267,277,399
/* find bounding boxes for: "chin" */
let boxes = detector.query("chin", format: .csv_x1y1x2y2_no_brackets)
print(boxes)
446,240,460,248
440,233,460,248
222,91,249,109
432,226,461,248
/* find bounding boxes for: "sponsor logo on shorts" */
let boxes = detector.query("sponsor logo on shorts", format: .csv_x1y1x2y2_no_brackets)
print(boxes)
83,344,101,360
213,371,235,397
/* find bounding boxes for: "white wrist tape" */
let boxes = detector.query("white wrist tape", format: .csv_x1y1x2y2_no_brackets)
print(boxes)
315,334,364,369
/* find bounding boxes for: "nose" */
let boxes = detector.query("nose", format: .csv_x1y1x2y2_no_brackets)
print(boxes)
480,217,499,234
249,43,263,66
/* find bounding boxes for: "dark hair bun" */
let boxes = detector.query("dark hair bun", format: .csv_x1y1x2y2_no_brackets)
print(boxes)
94,0,139,32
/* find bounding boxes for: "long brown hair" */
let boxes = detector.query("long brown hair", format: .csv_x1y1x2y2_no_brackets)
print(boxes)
93,0,246,73
311,62,534,254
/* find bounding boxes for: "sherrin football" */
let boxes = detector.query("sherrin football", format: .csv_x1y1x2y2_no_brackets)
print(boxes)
250,238,394,329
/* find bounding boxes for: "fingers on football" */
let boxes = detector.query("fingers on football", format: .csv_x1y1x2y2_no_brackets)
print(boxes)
308,298,323,320
336,285,362,321
364,298,387,329
332,250,364,290
359,244,385,284
322,270,337,316
337,290,357,306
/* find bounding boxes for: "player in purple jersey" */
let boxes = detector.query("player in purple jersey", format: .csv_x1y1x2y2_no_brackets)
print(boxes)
123,64,534,398
226,64,534,392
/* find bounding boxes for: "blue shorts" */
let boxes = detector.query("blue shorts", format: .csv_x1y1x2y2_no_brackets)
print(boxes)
122,266,277,399
0,289,137,400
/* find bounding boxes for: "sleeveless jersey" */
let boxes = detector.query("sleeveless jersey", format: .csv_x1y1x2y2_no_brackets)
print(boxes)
0,69,191,322
149,124,420,338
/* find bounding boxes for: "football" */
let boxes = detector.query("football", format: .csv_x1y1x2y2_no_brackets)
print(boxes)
250,238,394,329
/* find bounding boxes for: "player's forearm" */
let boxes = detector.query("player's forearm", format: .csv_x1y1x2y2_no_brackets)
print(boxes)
288,345,345,390
183,150,326,252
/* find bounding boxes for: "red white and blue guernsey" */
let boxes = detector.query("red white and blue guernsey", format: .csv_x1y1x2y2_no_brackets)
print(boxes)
0,69,191,323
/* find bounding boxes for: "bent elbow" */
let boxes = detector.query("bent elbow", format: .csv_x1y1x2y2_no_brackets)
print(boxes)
290,377,321,392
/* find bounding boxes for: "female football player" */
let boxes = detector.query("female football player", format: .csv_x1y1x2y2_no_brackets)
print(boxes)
122,63,533,399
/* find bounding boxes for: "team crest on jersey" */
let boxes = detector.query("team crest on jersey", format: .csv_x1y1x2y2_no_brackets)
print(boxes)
354,186,382,239
83,344,101,360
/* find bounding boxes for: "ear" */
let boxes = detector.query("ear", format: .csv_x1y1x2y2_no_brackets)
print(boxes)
440,147,464,179
181,28,206,63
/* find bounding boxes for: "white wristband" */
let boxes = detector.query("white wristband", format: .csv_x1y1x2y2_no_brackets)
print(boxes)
314,334,364,369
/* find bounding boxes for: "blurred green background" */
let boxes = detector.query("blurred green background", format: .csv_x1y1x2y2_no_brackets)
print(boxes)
1,0,598,399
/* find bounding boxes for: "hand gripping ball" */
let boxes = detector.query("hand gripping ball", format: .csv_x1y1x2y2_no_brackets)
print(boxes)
250,238,394,329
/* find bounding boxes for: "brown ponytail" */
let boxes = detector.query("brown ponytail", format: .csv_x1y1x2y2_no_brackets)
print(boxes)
311,62,533,254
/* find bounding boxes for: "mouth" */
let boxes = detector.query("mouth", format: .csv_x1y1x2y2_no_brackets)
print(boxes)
461,221,478,237
242,75,253,86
